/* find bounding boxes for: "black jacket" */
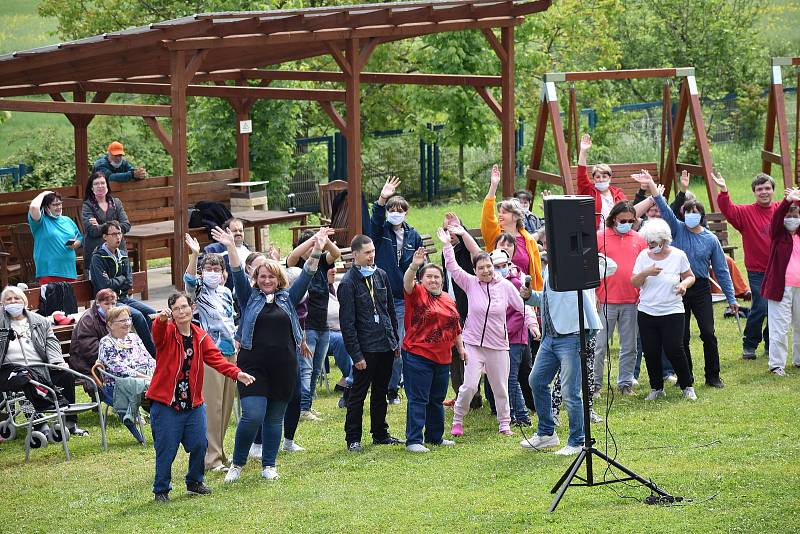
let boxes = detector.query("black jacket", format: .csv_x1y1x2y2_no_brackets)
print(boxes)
337,265,398,363
441,233,474,326
90,245,132,299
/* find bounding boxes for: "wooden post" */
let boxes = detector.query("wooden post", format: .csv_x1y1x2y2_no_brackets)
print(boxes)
73,89,89,198
344,38,362,238
761,65,793,187
500,26,515,197
234,101,254,181
170,50,189,288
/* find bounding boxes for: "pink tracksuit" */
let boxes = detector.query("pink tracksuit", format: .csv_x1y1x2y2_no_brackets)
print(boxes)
443,245,537,431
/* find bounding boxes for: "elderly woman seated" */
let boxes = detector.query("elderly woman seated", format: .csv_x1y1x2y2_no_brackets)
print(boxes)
97,306,155,442
0,285,88,436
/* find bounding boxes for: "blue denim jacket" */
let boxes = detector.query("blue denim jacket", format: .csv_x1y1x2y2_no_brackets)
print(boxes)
231,263,315,351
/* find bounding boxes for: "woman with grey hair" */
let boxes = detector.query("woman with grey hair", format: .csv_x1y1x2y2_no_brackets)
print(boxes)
631,219,697,401
481,164,544,290
0,285,88,435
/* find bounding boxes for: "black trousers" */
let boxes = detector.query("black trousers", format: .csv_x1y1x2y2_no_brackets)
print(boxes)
637,312,693,390
0,365,77,423
682,278,721,381
519,342,535,411
345,351,394,444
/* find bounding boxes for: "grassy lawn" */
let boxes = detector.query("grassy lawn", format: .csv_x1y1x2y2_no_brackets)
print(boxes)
4,156,800,532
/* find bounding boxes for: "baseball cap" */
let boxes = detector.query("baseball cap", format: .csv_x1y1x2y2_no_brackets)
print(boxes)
108,141,125,156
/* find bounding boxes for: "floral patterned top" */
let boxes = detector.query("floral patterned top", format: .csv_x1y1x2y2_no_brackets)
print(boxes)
98,333,155,386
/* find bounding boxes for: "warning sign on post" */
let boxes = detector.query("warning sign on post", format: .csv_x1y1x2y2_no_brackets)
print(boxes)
239,120,252,134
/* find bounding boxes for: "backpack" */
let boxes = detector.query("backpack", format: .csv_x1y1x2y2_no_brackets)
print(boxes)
39,282,78,316
190,201,233,239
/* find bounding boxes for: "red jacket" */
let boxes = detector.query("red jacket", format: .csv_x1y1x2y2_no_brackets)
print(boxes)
577,165,626,227
146,319,241,408
761,199,798,302
717,191,778,272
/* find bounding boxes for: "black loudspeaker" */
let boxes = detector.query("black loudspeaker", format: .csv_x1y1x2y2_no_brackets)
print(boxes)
543,195,600,291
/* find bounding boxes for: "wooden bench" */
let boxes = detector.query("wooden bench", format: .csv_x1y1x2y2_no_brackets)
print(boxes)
24,271,149,356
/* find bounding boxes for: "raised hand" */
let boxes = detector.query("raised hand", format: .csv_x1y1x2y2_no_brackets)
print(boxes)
785,188,800,202
412,247,426,267
655,184,665,197
184,233,200,255
490,164,501,186
579,133,592,154
709,171,727,193
312,226,334,251
680,170,690,192
210,226,236,248
380,176,401,201
266,243,281,261
436,227,451,245
447,224,466,236
444,212,461,228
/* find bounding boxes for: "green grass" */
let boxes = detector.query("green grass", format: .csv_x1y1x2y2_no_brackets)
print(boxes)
4,168,800,532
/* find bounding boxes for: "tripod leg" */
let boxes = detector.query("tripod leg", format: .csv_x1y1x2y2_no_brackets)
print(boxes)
549,449,588,513
592,449,672,497
550,448,584,493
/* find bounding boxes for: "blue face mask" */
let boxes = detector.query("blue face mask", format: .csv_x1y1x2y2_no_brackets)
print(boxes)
97,306,107,318
495,266,509,278
616,222,633,234
684,213,702,228
358,265,377,277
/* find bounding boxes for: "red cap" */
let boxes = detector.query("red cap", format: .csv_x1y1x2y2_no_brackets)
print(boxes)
108,141,125,156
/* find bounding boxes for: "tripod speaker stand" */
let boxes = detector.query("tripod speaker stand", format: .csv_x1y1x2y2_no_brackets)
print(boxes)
543,196,673,512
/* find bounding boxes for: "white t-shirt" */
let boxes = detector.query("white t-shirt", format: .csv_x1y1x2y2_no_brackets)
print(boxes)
235,244,251,266
633,247,691,316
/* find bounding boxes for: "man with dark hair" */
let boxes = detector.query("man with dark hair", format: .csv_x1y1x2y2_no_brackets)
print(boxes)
513,189,544,234
370,176,424,405
204,217,252,290
338,234,402,452
92,141,147,182
286,228,340,421
90,220,156,356
713,171,779,360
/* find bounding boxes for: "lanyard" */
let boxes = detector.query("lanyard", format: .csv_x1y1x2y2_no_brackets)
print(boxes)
364,276,378,312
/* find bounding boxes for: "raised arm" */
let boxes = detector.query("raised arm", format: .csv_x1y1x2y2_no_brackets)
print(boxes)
28,190,52,222
440,228,474,291
183,233,200,292
404,247,426,295
485,164,501,200
211,226,253,307
633,184,664,218
576,134,593,195
447,223,481,256
771,191,800,238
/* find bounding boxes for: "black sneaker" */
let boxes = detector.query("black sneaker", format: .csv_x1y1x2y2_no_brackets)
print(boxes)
705,377,725,389
347,442,363,453
186,482,213,496
154,492,169,503
373,435,404,445
516,417,533,427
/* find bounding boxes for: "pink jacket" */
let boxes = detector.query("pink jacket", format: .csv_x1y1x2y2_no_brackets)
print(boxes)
443,245,536,351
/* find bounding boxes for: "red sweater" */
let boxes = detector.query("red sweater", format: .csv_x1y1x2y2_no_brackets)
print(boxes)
146,319,241,408
577,165,627,227
717,192,778,272
596,227,647,304
761,199,799,301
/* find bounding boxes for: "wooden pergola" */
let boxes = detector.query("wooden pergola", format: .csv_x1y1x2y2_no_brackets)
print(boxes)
762,56,800,188
0,0,551,276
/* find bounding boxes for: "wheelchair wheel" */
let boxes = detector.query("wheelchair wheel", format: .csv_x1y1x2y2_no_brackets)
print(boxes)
28,430,48,449
0,420,16,441
50,424,70,443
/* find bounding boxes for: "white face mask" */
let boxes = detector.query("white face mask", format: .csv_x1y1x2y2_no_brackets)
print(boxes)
3,303,25,317
203,271,223,289
594,181,610,192
386,211,406,226
784,218,800,232
650,244,663,254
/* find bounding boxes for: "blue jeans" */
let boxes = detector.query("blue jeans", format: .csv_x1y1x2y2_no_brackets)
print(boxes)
530,335,584,447
329,331,353,386
150,401,206,494
232,396,289,468
402,351,449,445
299,329,330,411
743,271,769,351
508,344,529,420
389,299,405,394
118,296,156,357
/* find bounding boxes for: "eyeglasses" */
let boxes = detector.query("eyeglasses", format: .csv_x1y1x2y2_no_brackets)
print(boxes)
617,219,636,224
114,318,132,324
106,232,122,237
49,202,63,208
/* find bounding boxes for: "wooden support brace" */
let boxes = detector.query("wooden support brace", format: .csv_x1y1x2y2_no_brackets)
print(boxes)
481,28,507,64
143,117,174,155
326,42,352,78
474,86,502,120
318,101,347,132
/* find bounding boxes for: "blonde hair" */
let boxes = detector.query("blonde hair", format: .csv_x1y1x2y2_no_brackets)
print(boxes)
106,306,131,325
591,163,613,180
253,259,289,291
497,199,524,230
1,286,28,308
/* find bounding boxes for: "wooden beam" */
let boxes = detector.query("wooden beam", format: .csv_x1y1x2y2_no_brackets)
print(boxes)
143,117,173,154
0,81,78,97
358,37,380,71
500,25,515,197
192,69,503,86
326,42,352,78
318,101,347,132
474,86,502,120
525,168,562,186
73,89,89,195
481,28,507,64
184,49,209,83
170,50,189,288
683,76,719,211
235,109,251,181
80,80,346,101
546,68,683,82
345,38,362,238
0,98,170,116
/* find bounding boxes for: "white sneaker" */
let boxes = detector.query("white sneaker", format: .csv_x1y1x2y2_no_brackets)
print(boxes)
589,410,603,423
309,408,322,417
520,433,560,450
682,387,697,400
645,389,666,401
300,410,321,422
261,466,280,480
282,439,305,452
406,443,430,453
224,465,243,483
554,445,582,456
248,443,262,459
209,464,229,473
438,439,455,446
631,378,639,387
664,374,678,385
771,367,786,377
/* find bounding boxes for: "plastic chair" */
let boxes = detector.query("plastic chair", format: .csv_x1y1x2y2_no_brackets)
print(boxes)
90,362,149,445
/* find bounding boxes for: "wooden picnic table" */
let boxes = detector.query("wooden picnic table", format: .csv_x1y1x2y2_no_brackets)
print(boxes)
230,210,309,251
126,210,310,294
